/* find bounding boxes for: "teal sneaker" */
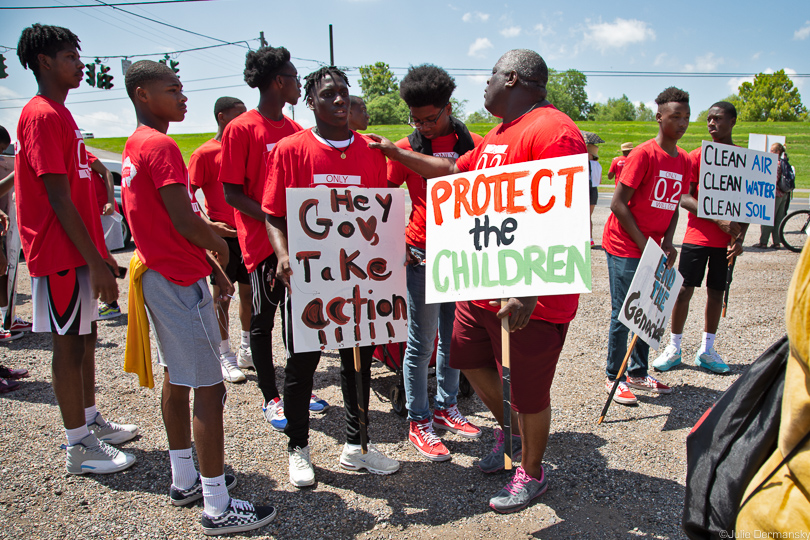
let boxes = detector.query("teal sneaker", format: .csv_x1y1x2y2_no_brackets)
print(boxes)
652,345,682,372
695,347,730,374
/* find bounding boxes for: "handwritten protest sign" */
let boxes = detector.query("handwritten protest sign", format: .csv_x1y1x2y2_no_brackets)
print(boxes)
425,155,592,304
618,238,684,350
286,188,407,353
697,141,777,226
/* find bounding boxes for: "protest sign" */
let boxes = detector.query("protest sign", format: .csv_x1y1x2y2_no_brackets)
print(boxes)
286,187,407,353
618,238,684,350
697,141,777,226
425,155,592,304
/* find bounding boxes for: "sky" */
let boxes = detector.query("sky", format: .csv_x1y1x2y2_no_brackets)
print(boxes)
0,0,808,141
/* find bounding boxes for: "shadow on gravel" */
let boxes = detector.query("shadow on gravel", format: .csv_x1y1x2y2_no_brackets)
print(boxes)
540,431,685,538
97,314,129,329
1,379,57,405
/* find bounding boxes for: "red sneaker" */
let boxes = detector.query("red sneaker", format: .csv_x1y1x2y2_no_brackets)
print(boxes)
409,419,451,462
9,317,32,332
605,378,637,405
433,405,482,439
0,330,24,343
627,375,672,394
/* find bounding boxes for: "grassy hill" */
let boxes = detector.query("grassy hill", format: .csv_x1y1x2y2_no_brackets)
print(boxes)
90,120,810,189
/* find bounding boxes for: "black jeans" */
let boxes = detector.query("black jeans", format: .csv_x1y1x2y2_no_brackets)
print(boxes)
248,254,285,403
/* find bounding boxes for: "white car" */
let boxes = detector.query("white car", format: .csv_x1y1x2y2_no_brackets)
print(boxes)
79,128,94,139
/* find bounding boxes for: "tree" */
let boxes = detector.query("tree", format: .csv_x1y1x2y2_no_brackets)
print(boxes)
696,94,742,122
359,62,399,102
635,102,655,122
592,94,636,121
546,69,591,120
466,108,499,124
366,93,409,125
738,70,807,121
450,97,468,122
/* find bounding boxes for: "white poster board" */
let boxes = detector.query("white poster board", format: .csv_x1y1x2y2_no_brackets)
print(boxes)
748,133,786,152
697,141,778,226
286,187,407,353
618,238,684,350
425,155,592,304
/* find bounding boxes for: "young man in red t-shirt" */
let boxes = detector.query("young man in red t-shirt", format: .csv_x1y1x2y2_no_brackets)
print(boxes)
370,49,585,514
189,96,251,384
123,60,275,535
602,87,692,405
219,46,328,429
14,24,136,475
264,67,400,487
388,64,484,462
653,102,747,375
608,142,634,183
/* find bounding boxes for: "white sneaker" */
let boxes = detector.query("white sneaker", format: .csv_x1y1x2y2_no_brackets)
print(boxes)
220,353,246,383
339,443,400,475
288,446,315,487
65,433,137,475
652,344,682,372
237,345,254,370
88,413,139,445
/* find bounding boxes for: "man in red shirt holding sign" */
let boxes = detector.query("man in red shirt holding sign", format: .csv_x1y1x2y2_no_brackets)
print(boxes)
370,49,585,514
602,87,692,405
14,24,137,475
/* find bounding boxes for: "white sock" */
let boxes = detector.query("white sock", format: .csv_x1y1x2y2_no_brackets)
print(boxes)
701,332,716,353
66,425,90,446
240,331,250,349
0,306,7,321
201,474,230,516
219,339,230,355
84,405,99,425
169,448,198,490
670,334,683,350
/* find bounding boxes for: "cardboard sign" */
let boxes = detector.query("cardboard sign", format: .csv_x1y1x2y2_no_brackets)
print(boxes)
697,141,778,226
425,155,592,304
286,187,407,353
618,238,684,350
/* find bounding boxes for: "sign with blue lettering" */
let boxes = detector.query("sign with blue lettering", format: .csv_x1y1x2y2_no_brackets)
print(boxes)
696,141,777,226
618,238,684,350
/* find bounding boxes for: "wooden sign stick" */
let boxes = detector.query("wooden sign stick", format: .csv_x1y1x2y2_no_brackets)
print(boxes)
501,299,513,471
353,346,368,454
597,333,639,425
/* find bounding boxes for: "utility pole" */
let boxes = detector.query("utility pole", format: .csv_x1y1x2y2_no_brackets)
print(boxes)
259,31,267,47
329,24,334,67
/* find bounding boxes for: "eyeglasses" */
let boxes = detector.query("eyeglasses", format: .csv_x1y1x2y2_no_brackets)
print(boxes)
278,73,301,85
409,103,448,128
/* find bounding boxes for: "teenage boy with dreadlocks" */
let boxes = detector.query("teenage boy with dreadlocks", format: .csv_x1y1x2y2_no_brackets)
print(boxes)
14,23,137,475
263,66,400,488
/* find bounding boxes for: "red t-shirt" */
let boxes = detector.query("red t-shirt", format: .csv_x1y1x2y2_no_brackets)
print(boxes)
14,96,106,277
189,139,236,229
388,131,484,249
263,130,387,216
122,126,210,286
602,139,691,258
219,110,302,272
682,147,732,248
87,151,119,214
609,156,627,182
455,105,585,324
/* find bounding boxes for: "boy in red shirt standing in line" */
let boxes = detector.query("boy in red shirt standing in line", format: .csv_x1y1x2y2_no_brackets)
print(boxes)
14,24,137,474
264,67,400,487
608,142,633,183
602,87,692,405
123,60,275,535
189,96,250,384
220,47,328,430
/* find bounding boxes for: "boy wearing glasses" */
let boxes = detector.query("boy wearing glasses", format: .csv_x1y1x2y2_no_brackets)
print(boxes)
387,65,483,462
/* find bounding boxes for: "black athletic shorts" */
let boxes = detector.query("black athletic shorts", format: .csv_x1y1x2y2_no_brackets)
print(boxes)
678,243,728,291
210,236,250,286
589,186,598,206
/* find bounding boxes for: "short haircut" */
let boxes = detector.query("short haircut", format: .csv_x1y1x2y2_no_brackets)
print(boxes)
399,64,456,108
124,60,176,101
655,87,690,106
499,49,548,86
243,46,290,91
304,66,350,99
709,101,737,119
17,23,81,80
350,96,365,107
213,96,244,120
0,125,10,146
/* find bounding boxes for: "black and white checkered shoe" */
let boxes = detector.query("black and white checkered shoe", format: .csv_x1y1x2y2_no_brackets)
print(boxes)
170,474,237,507
201,498,276,536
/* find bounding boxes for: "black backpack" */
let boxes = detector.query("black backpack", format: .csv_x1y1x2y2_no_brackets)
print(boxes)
682,337,789,539
777,153,796,193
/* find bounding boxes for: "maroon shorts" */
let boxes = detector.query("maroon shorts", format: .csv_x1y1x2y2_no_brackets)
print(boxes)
449,300,568,414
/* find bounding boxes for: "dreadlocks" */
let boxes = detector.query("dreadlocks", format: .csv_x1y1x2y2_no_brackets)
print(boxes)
304,66,350,99
17,24,81,80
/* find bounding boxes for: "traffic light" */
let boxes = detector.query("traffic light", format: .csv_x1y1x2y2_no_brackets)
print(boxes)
0,54,8,79
97,63,114,90
85,62,96,87
159,54,179,77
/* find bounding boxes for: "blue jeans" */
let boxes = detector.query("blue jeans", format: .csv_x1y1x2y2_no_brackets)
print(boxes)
605,253,650,380
403,246,459,422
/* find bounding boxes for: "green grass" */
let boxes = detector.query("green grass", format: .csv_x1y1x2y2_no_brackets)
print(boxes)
90,121,810,189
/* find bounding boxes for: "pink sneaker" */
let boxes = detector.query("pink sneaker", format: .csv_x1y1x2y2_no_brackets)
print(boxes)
433,404,482,439
626,375,672,394
605,378,637,405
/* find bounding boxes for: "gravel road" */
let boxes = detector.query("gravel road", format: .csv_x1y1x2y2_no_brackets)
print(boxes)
0,203,801,539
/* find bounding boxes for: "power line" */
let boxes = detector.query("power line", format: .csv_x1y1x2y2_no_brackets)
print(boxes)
0,0,210,8
87,40,255,60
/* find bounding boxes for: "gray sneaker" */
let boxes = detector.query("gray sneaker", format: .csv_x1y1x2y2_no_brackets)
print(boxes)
339,443,400,475
489,465,547,513
65,432,137,475
477,428,522,473
88,413,139,445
